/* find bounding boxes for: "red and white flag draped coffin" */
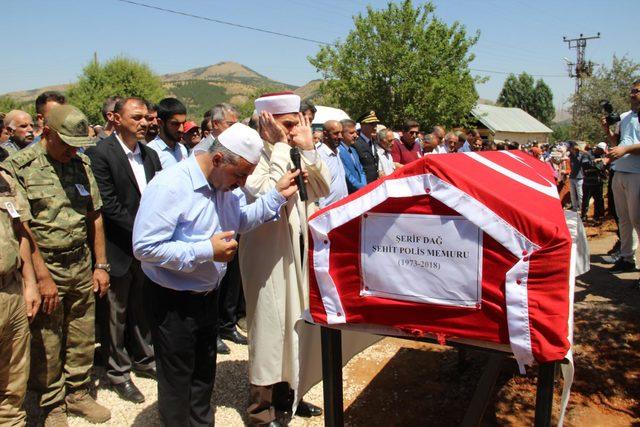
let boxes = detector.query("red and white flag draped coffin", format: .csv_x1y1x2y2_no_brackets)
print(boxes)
307,150,572,369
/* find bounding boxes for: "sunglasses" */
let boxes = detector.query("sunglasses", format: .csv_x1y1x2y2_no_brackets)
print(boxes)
631,89,640,95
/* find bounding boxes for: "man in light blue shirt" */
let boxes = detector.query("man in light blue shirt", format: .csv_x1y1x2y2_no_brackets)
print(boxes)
603,79,640,277
146,98,189,169
132,123,301,426
317,120,348,208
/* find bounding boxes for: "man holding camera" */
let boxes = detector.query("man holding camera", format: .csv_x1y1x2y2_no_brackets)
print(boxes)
602,80,640,282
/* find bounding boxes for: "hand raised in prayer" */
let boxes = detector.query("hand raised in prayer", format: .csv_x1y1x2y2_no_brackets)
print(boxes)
211,230,238,262
259,111,288,144
291,112,314,151
276,169,307,199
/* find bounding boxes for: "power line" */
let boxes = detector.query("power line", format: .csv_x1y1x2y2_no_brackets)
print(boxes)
114,0,330,45
114,0,568,80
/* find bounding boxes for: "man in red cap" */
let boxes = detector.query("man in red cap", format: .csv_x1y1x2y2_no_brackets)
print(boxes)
240,91,330,425
181,121,201,151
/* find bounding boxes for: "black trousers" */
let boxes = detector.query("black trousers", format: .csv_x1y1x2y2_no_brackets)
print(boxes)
582,182,605,220
217,251,245,334
144,282,219,426
105,260,155,385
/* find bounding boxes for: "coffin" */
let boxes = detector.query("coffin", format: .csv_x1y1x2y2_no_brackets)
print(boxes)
306,150,577,370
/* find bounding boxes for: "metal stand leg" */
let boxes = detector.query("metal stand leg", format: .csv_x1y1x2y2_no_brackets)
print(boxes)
534,362,556,427
460,353,505,427
321,327,343,427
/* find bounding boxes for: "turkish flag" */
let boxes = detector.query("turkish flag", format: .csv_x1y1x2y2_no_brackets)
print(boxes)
307,151,573,368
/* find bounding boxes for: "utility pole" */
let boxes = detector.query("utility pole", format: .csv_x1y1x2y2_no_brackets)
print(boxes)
563,33,600,92
563,33,600,121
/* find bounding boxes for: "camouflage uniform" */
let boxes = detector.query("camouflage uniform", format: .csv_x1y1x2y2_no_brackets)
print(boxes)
0,167,32,426
4,141,102,409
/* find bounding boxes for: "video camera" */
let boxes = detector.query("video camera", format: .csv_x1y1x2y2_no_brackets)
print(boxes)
599,100,621,126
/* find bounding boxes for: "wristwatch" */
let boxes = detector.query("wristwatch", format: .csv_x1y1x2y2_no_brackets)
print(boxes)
94,263,111,273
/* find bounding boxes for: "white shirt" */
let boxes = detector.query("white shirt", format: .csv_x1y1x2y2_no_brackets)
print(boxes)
376,145,395,175
115,133,147,193
316,142,348,208
430,143,449,154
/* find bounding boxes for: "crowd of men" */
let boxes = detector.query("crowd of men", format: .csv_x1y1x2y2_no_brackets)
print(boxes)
0,79,638,426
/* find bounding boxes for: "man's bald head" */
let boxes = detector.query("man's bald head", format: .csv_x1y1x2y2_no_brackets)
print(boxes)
323,120,343,151
4,110,34,148
323,120,341,132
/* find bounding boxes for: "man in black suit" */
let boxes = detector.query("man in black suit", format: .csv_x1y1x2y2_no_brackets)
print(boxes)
353,111,381,184
86,97,162,403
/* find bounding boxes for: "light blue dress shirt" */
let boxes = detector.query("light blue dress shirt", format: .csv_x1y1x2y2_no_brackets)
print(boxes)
146,135,189,169
132,155,286,292
317,142,348,208
612,110,640,173
338,141,367,193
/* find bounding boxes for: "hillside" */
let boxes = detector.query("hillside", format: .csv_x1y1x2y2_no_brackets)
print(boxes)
294,79,322,101
1,61,297,120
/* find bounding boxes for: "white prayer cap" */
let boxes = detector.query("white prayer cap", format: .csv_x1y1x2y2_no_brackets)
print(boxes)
217,123,263,164
254,91,301,115
596,142,608,151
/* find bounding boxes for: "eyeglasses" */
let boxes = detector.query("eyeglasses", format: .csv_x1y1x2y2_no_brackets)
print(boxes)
631,89,640,95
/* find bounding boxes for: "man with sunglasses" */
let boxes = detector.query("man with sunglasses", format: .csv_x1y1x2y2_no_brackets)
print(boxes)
390,119,422,165
602,79,640,283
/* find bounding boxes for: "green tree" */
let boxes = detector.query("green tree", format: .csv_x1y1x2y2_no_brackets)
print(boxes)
0,96,20,114
550,122,571,142
308,0,481,128
67,56,165,124
571,55,640,142
497,73,554,125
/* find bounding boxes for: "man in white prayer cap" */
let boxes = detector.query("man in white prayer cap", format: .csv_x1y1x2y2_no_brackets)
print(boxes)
132,123,303,426
239,92,331,425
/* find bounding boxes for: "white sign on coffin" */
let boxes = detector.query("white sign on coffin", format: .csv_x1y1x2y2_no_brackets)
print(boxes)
360,213,483,307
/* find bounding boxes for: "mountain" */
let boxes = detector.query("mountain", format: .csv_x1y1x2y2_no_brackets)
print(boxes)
294,79,322,101
0,62,297,120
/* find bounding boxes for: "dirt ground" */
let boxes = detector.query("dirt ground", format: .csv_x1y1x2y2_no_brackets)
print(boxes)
25,226,639,426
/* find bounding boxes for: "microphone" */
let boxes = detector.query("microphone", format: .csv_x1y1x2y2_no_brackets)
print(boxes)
290,147,308,202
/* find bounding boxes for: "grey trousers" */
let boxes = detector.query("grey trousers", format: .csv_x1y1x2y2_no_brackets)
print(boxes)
104,260,155,384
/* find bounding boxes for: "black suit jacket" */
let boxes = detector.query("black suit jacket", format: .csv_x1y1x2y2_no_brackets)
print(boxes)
353,135,379,184
85,134,162,277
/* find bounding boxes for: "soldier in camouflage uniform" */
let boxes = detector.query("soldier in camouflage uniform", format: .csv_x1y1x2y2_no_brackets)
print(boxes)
4,104,111,426
0,167,41,426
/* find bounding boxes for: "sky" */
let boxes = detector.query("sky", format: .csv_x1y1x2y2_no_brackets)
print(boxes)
3,0,638,114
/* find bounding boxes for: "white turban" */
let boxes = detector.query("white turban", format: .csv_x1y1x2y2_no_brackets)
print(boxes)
217,123,263,164
254,91,301,115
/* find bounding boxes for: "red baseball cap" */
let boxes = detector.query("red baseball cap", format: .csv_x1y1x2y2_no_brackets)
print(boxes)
183,121,199,133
